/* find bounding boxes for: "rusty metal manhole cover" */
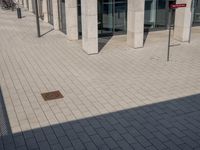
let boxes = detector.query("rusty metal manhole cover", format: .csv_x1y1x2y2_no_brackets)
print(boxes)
41,91,64,101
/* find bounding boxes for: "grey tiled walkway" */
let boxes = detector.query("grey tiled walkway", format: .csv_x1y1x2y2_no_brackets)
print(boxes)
1,8,200,150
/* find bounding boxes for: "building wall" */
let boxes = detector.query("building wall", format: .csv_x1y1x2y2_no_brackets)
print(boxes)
23,0,199,54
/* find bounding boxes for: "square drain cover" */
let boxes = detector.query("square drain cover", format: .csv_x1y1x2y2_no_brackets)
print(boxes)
41,91,63,101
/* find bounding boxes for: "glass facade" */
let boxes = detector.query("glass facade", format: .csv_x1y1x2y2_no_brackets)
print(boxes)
58,0,67,34
76,0,200,37
47,0,53,25
77,0,127,37
193,0,200,26
144,0,176,31
31,0,43,19
98,0,127,36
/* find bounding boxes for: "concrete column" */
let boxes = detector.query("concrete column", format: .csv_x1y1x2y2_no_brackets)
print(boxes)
127,0,145,48
28,0,33,12
52,0,59,30
19,0,23,5
174,0,192,42
23,0,28,8
81,0,98,54
65,0,79,40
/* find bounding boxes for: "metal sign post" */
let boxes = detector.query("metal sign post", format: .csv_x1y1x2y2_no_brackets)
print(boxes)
167,3,187,62
35,0,40,37
167,9,172,62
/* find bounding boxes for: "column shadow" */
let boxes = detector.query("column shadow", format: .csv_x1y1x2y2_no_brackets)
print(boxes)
98,36,113,52
40,28,54,37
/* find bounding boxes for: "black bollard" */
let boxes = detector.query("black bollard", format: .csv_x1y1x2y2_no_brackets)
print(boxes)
17,8,22,18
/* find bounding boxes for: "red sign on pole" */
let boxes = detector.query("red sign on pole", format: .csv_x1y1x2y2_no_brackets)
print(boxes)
170,3,187,9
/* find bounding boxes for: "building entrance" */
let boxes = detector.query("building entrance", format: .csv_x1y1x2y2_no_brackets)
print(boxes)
77,0,177,38
98,0,127,37
58,0,66,34
144,0,176,31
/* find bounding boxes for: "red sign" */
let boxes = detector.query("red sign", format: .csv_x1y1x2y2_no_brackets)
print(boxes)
170,3,187,9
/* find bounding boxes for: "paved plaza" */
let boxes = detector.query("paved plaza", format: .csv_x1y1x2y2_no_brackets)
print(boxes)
1,8,200,150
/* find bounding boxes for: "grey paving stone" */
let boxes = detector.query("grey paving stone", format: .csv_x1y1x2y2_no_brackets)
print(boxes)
16,146,28,150
90,134,104,146
72,122,84,133
96,128,109,138
166,134,184,145
178,143,193,150
135,136,152,148
139,129,154,140
88,118,102,129
109,130,123,141
2,135,14,145
33,130,46,143
164,141,181,150
45,133,59,145
118,140,133,150
58,136,72,148
84,142,98,150
14,135,26,147
104,138,119,149
169,128,185,138
122,133,137,144
3,144,16,150
153,131,168,142
131,143,145,150
51,144,63,150
84,126,97,136
25,138,38,150
52,126,66,137
73,142,85,150
181,137,199,148
38,141,51,150
145,146,157,150
113,124,127,134
65,130,78,140
23,131,34,140
149,138,167,150
77,132,91,143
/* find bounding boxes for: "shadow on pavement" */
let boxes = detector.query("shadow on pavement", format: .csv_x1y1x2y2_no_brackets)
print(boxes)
40,28,54,37
1,89,200,149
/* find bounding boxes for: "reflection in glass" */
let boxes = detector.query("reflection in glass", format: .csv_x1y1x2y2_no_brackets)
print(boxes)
193,0,200,25
58,0,66,34
47,0,53,25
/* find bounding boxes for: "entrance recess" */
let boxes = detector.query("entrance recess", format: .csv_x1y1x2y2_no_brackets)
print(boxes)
47,0,53,25
98,0,127,37
144,0,176,31
193,0,200,26
58,0,66,34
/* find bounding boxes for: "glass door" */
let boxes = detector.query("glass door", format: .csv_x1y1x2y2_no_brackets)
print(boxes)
144,0,176,31
98,0,114,36
26,0,29,9
114,0,127,34
39,0,44,19
32,0,36,14
193,0,200,26
98,0,127,37
58,0,66,34
144,0,157,29
47,0,53,25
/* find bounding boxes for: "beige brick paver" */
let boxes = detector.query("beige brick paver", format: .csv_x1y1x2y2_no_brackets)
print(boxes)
1,8,200,150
